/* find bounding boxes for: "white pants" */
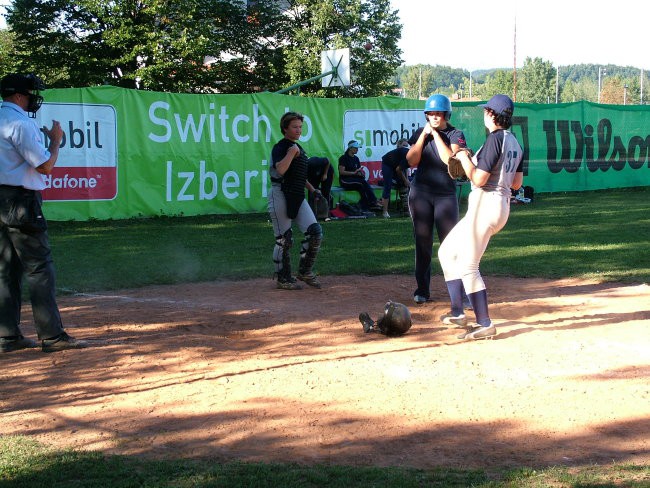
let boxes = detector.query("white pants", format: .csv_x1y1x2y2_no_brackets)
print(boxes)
268,184,318,274
438,188,510,294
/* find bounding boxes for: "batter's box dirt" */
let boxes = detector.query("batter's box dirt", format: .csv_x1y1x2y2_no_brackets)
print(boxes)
1,275,648,470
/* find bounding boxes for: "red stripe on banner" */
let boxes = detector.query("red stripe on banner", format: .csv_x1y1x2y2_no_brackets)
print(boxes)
41,167,117,201
361,160,383,185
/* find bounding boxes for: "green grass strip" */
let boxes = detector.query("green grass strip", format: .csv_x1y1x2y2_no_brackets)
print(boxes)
49,188,650,293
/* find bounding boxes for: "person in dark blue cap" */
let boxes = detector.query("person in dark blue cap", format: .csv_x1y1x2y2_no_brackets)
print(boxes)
437,94,524,340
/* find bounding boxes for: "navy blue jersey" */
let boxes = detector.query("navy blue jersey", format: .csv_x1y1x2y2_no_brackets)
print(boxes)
408,125,466,195
381,147,409,171
338,152,361,172
271,138,305,168
270,138,308,189
473,129,523,197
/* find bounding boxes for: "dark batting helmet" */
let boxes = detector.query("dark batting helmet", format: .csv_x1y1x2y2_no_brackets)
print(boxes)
376,301,412,336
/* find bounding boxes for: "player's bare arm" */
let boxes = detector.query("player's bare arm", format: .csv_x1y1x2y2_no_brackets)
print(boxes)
511,172,524,190
396,167,410,187
275,144,301,176
406,124,432,167
431,129,457,166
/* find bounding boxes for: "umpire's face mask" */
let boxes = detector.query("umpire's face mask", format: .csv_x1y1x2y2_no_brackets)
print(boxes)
25,91,44,117
23,74,45,118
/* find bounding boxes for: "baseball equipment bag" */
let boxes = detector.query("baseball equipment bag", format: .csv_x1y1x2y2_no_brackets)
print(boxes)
330,203,348,219
447,148,473,180
359,301,412,336
309,192,329,220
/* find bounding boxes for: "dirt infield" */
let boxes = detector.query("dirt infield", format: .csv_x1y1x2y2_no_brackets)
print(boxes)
1,275,649,470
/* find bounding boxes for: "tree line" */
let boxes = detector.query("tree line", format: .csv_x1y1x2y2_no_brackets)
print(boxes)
396,61,648,105
0,0,402,97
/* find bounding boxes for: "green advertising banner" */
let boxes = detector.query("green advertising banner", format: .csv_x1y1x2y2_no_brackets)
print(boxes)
38,87,650,221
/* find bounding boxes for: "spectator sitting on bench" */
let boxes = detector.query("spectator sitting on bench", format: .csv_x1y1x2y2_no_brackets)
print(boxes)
307,156,334,208
379,138,410,218
338,141,382,212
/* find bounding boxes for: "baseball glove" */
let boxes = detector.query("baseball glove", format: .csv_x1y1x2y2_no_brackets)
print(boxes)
447,148,473,180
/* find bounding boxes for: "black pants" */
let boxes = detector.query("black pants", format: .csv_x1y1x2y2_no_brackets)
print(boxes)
307,159,334,207
0,186,64,339
407,187,459,299
339,176,378,210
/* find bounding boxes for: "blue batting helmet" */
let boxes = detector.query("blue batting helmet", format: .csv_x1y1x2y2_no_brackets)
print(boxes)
424,94,452,121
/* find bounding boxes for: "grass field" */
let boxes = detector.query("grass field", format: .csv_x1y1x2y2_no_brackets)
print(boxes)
2,187,649,487
2,436,648,487
49,187,650,293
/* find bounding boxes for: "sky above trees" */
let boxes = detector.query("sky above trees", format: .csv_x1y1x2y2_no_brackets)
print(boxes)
392,0,649,71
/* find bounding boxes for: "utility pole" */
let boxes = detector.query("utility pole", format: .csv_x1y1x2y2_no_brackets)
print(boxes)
469,71,473,99
598,67,607,103
513,16,517,101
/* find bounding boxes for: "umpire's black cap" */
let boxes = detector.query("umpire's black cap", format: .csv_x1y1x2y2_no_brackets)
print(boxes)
1,73,45,98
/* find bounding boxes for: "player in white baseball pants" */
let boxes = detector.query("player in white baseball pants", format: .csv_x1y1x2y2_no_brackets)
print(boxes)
438,95,524,340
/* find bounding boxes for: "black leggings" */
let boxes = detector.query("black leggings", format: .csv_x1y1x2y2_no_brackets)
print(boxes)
408,186,459,299
339,176,378,210
308,164,334,206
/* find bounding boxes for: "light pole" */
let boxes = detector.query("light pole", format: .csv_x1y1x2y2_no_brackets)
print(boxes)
598,67,607,103
641,69,644,105
469,71,473,99
555,66,559,103
624,84,628,105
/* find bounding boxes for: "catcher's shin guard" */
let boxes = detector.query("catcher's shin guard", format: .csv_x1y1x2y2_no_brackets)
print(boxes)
274,229,294,282
298,223,322,276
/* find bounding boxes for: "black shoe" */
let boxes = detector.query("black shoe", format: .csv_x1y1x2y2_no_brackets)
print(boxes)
296,272,322,289
413,295,428,305
42,332,88,353
277,278,302,290
1,335,38,353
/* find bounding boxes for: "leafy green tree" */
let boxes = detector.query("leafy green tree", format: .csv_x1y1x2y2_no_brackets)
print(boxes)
400,65,433,99
477,69,514,100
560,77,596,103
518,56,555,103
281,0,403,97
6,0,290,92
600,76,628,104
134,0,291,93
398,64,470,100
5,0,401,96
0,29,18,75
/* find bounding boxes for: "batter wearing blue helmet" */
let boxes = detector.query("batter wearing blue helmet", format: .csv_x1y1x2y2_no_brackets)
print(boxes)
406,94,470,306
